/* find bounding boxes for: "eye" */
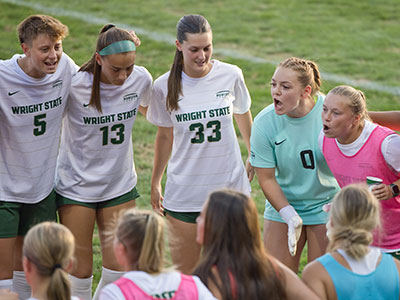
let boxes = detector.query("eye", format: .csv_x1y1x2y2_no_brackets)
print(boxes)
282,85,290,89
270,82,276,87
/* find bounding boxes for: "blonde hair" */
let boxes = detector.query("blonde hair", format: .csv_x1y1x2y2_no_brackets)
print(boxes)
114,209,164,273
327,184,381,260
23,222,75,300
327,85,370,121
278,57,321,97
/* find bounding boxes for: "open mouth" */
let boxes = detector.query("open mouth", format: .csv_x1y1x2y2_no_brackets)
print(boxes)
274,98,283,109
45,61,57,67
323,124,330,132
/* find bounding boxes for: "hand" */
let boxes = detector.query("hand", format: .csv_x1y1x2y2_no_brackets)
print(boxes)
150,184,164,216
128,30,141,47
370,184,392,201
288,215,303,256
245,157,255,182
279,205,303,256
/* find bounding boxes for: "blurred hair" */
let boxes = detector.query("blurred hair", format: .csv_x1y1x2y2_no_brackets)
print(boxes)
327,184,381,260
194,189,286,300
80,24,135,113
327,85,371,121
113,209,164,273
279,57,321,97
167,14,211,111
17,14,69,45
23,222,75,300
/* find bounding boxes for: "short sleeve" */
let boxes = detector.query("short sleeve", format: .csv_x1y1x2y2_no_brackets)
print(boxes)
250,117,276,168
139,69,153,107
232,68,251,114
146,79,173,127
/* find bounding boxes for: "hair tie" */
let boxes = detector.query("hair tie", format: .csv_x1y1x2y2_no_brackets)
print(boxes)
52,264,62,273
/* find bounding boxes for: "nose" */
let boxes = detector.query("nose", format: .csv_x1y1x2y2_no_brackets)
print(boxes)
322,111,331,121
118,70,128,82
48,48,57,59
198,50,205,60
272,85,281,96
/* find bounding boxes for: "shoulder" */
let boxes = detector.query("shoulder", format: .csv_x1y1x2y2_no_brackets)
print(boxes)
212,59,243,77
71,71,92,88
154,71,170,87
132,65,153,81
253,104,276,126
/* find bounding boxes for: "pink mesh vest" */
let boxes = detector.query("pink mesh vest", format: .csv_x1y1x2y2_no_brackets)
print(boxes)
114,274,199,300
323,125,400,250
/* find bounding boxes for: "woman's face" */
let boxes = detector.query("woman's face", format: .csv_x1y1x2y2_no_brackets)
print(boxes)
96,51,136,85
322,93,360,144
270,67,310,118
176,31,213,78
196,200,208,245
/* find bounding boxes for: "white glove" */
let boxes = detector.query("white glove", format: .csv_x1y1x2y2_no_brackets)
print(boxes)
279,205,303,256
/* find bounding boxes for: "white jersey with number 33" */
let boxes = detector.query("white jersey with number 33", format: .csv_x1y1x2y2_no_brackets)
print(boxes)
147,59,251,212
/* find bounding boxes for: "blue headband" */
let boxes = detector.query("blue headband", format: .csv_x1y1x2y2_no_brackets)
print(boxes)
98,40,136,56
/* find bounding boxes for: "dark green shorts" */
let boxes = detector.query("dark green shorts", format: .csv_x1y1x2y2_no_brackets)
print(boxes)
389,251,400,261
56,187,139,210
164,208,200,224
0,190,57,238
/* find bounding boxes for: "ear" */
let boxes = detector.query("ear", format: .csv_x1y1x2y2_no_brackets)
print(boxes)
21,43,30,57
113,241,129,270
352,113,362,126
175,39,182,52
95,52,102,66
65,258,75,273
301,85,312,99
23,256,31,273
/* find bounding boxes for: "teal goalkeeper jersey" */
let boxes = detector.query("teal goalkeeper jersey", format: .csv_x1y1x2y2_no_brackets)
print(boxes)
250,94,339,224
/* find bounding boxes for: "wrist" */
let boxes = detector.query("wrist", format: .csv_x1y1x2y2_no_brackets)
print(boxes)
390,183,400,197
279,205,299,224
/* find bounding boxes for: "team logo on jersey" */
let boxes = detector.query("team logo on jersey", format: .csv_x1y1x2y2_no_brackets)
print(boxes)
123,93,139,102
52,80,63,89
177,97,183,102
8,90,20,96
216,90,230,99
83,103,90,107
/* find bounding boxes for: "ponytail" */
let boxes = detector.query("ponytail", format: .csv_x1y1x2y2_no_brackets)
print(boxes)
166,50,184,111
327,184,380,260
23,222,75,300
115,209,165,273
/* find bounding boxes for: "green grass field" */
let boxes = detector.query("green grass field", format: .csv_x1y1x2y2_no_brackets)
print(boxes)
1,0,399,290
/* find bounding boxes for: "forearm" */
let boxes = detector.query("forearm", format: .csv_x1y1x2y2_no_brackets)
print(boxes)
151,127,173,188
369,111,400,131
255,167,290,211
234,110,253,154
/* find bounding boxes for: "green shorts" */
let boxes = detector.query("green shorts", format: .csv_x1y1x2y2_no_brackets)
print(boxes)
389,251,400,261
164,208,200,224
0,190,57,238
56,187,140,210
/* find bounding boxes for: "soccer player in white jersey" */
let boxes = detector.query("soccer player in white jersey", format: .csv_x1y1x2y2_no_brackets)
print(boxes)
0,15,77,299
147,14,254,274
55,24,152,300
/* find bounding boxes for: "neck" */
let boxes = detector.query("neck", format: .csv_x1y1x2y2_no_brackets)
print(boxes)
30,276,51,300
17,57,46,79
287,96,315,118
338,120,365,144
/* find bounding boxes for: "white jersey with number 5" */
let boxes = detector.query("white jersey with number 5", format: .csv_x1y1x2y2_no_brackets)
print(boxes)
147,59,251,212
0,53,77,203
55,66,152,202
